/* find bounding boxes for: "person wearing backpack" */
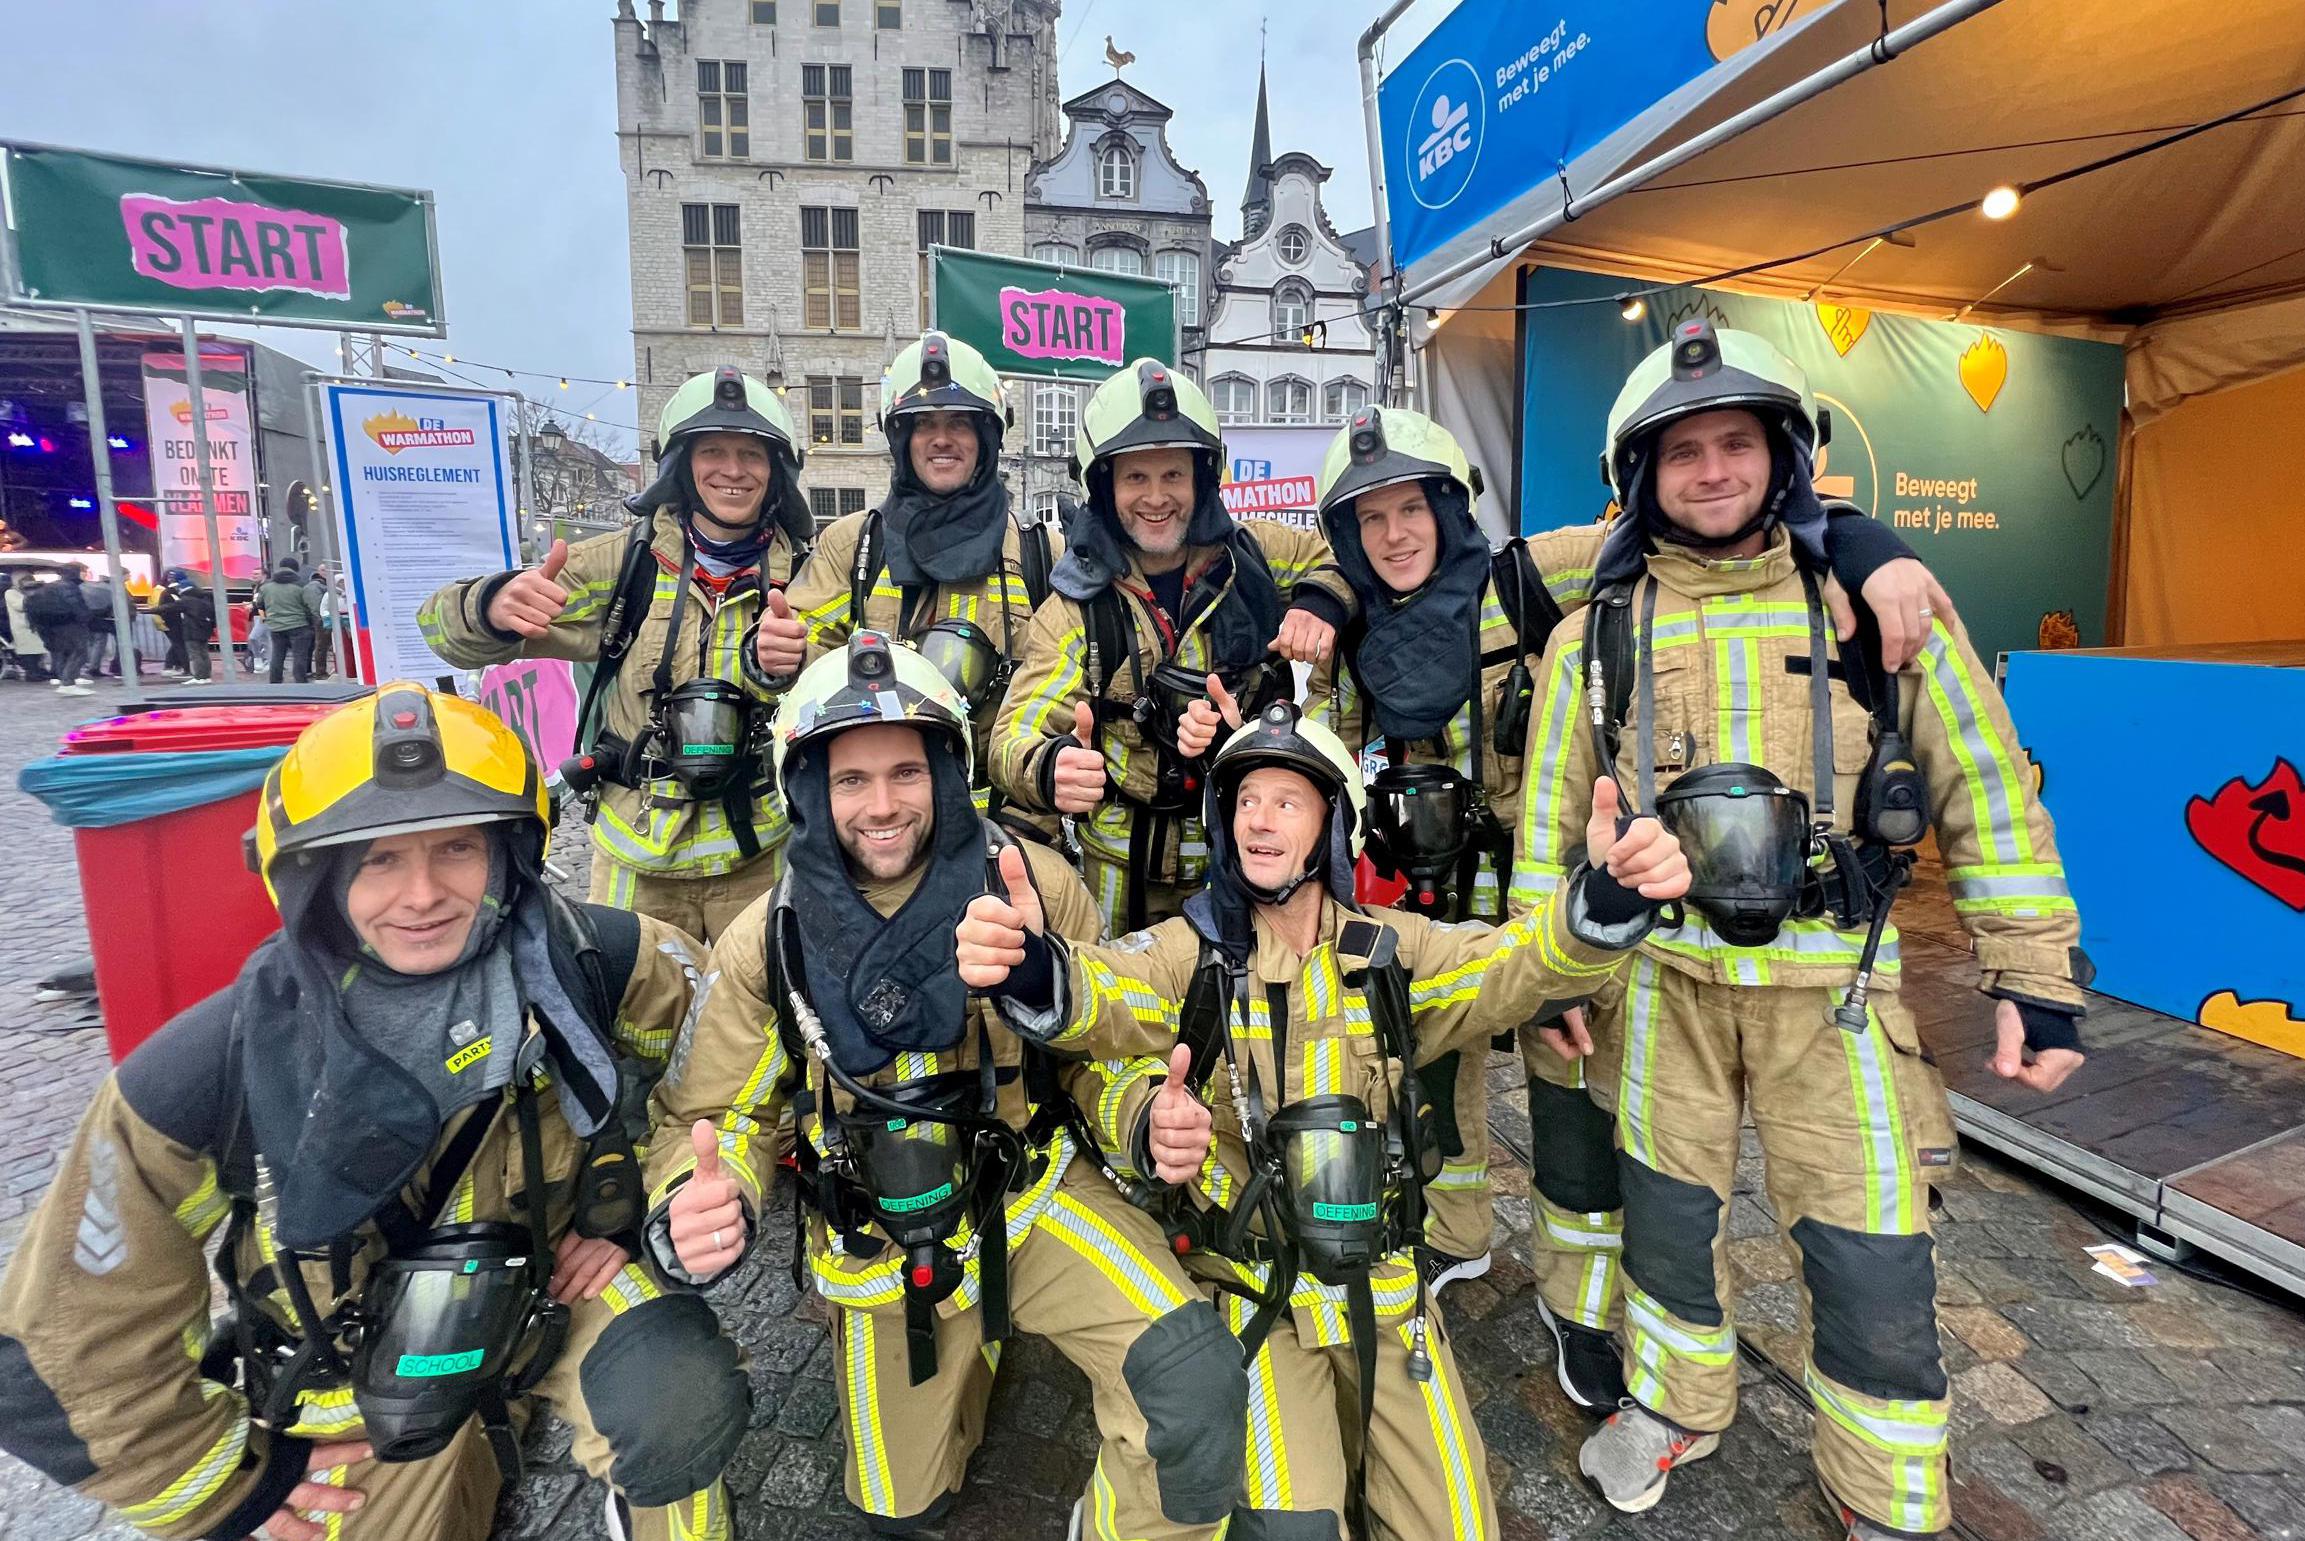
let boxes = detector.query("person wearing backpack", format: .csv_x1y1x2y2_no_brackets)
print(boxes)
24,567,94,696
959,698,1689,1541
782,332,1059,834
989,361,1351,935
1278,404,1954,1401
0,685,748,1541
418,369,815,943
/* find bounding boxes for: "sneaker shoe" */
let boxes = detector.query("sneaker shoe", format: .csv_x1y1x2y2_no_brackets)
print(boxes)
1416,1245,1492,1295
1579,1399,1720,1513
1538,1296,1630,1410
58,684,94,697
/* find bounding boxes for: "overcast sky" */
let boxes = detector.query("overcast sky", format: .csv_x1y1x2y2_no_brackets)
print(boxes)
4,0,1448,453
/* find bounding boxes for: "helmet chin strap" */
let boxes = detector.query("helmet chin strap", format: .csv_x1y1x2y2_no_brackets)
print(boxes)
1240,853,1326,907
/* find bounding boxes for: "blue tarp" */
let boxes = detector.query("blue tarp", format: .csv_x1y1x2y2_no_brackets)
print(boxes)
18,747,286,829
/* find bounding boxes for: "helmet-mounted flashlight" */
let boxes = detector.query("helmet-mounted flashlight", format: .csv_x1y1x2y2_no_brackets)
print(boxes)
1138,361,1176,421
1348,408,1384,464
1671,320,1721,379
713,366,746,409
850,631,894,685
920,333,951,389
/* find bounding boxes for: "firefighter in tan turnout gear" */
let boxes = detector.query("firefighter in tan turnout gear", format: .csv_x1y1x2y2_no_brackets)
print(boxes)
1518,320,2088,1540
990,360,1355,935
783,330,1061,823
957,697,1692,1541
419,368,816,942
1301,405,1949,1408
0,685,748,1541
646,634,1249,1537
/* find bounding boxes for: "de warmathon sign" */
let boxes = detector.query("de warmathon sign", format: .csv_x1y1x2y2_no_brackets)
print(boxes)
2,143,444,334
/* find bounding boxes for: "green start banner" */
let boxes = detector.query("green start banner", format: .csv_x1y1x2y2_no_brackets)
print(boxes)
2,143,443,335
930,247,1177,383
1516,267,2123,663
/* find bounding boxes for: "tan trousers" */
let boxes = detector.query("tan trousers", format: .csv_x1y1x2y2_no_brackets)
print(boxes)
587,851,781,945
1414,1046,1497,1262
1592,955,1958,1536
1213,1291,1496,1541
278,1262,737,1541
829,1170,1240,1537
1518,1024,1625,1333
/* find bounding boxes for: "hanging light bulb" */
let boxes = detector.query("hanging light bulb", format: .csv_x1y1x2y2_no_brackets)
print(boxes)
1980,185,2022,221
559,377,570,389
1618,294,1647,323
615,379,630,390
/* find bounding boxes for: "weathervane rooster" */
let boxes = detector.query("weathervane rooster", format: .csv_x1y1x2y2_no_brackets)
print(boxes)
1104,35,1134,73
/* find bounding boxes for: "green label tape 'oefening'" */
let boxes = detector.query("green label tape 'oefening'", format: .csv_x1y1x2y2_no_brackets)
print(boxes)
880,1181,956,1214
395,1348,486,1378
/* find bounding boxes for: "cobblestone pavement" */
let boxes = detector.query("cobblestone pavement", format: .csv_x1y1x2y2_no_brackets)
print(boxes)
1,677,2300,1540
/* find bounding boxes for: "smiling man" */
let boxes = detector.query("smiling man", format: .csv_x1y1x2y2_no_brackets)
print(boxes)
783,333,1059,827
419,368,817,943
991,360,1356,934
0,685,746,1541
649,635,1247,1538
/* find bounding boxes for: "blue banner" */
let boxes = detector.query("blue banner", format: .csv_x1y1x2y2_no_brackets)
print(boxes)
1378,0,1719,275
1516,268,2124,664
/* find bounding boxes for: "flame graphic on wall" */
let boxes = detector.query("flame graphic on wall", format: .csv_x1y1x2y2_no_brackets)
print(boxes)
1958,334,2009,413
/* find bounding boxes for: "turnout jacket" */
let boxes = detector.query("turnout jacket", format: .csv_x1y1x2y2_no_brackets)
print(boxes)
417,508,801,877
643,838,1139,1316
989,520,1354,885
786,512,1063,783
1511,531,2084,1008
1046,886,1638,1347
0,908,704,1541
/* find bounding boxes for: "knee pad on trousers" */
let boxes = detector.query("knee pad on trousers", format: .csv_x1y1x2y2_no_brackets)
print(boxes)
1792,1218,1948,1401
1229,1506,1344,1541
1526,1079,1621,1215
1122,1298,1249,1523
1618,1155,1725,1329
578,1293,751,1507
1413,1051,1466,1160
863,1489,955,1535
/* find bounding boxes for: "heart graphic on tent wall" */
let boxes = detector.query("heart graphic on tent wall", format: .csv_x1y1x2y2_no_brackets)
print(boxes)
2061,425,2106,499
1958,334,2008,413
1815,303,1871,357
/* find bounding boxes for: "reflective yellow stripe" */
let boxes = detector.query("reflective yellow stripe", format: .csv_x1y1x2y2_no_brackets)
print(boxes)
669,1478,734,1541
1919,623,2034,865
287,1385,364,1436
844,1311,897,1514
1404,1318,1488,1541
1230,1295,1294,1508
1036,1190,1188,1317
600,1264,664,1315
1839,995,1917,1235
172,1165,227,1238
119,1399,248,1526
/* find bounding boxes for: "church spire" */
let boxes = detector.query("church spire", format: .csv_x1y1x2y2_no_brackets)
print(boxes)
1241,46,1274,240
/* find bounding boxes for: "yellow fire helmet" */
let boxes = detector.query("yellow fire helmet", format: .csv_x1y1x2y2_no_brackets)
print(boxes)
1313,405,1482,520
1209,699,1369,863
1072,358,1222,480
1601,318,1825,501
253,682,547,899
769,630,975,793
656,365,805,467
881,330,1010,430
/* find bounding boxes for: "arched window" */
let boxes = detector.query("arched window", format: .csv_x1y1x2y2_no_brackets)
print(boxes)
1210,375,1258,424
1271,280,1312,342
1155,250,1200,324
1088,243,1145,276
1098,144,1137,200
1032,241,1076,265
1323,377,1369,422
1267,376,1312,425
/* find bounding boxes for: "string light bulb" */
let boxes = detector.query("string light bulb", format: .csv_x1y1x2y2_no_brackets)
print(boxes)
1618,294,1647,323
1980,185,2022,221
559,377,570,389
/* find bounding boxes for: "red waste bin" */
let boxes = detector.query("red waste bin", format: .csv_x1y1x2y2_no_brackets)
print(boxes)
58,706,337,1061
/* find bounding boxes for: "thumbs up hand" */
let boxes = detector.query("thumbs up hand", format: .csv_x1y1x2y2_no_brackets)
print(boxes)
1146,1042,1214,1185
1051,699,1109,815
754,586,808,680
1174,672,1244,760
485,538,572,638
957,845,1046,988
667,1119,748,1278
1584,777,1690,901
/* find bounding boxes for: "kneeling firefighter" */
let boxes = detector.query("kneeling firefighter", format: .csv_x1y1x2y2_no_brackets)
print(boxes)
1514,320,2089,1539
1303,401,1950,1399
644,634,1248,1537
0,684,748,1541
990,359,1356,935
418,368,817,943
783,331,1061,833
958,697,1692,1541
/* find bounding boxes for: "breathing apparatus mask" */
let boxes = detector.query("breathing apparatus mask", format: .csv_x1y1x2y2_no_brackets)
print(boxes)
1654,764,1811,946
915,618,1009,717
346,1219,567,1463
1258,1095,1390,1286
1363,761,1513,922
653,676,757,793
1135,658,1292,813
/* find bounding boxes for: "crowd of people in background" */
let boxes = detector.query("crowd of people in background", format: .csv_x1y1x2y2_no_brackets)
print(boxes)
0,559,352,690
